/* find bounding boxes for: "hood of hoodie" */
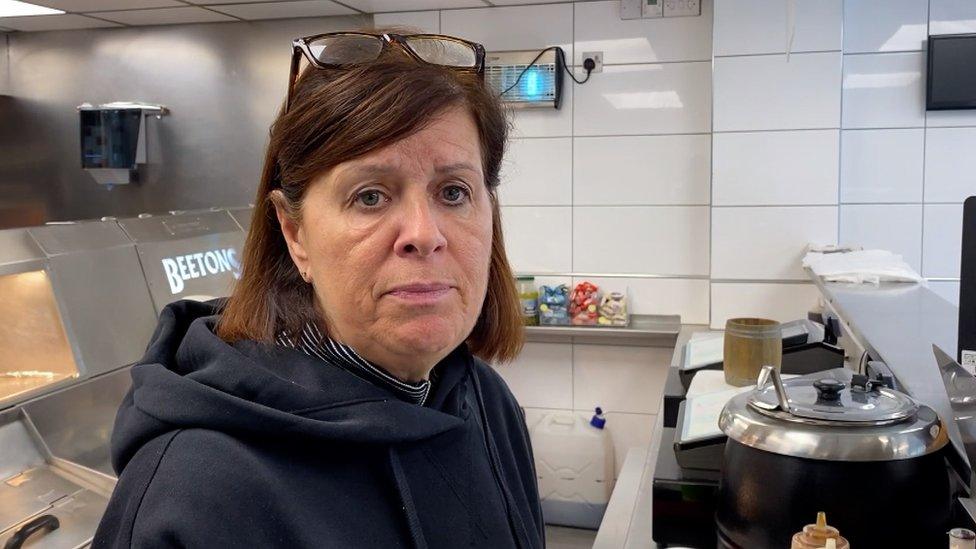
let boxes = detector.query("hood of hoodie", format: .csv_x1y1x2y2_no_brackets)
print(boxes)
111,299,471,475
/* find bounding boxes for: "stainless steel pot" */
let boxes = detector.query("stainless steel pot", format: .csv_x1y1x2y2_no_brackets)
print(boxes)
716,366,951,548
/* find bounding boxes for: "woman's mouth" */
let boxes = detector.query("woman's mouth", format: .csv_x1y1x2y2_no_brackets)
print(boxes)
385,283,453,305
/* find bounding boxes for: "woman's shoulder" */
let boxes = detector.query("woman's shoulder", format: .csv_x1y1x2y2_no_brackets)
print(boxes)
124,428,270,503
94,429,266,548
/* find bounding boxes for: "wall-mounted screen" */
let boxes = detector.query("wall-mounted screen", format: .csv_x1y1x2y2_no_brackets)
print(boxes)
927,33,976,110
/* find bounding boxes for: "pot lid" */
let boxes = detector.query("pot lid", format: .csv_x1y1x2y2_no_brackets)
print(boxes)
720,367,948,461
748,372,918,424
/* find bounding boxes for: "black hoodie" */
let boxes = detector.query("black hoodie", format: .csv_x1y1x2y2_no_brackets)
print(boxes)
92,300,545,548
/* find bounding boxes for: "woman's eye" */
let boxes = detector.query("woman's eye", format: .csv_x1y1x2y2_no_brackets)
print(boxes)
355,189,385,208
442,185,470,204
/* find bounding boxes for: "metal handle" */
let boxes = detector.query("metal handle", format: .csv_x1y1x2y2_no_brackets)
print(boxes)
756,365,791,413
4,514,60,549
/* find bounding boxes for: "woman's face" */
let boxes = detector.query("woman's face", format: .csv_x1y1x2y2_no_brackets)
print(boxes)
278,105,493,380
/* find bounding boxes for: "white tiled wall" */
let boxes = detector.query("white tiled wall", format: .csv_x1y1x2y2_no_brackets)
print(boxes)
713,0,842,56
839,204,923,271
840,128,924,203
841,52,926,129
573,134,710,206
712,130,839,206
711,0,976,327
713,52,842,132
711,207,838,280
710,1,842,328
838,0,973,309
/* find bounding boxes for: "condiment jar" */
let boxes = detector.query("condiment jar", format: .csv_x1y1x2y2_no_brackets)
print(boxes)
790,512,850,549
516,275,538,326
950,528,976,549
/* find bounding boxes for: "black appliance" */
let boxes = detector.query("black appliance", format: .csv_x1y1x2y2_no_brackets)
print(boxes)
927,34,976,110
960,196,976,368
652,322,845,548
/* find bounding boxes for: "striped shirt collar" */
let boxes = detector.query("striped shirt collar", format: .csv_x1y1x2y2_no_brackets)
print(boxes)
277,322,432,406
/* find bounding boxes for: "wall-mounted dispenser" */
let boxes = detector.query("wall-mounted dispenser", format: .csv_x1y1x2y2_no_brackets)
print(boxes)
487,49,564,109
77,102,168,187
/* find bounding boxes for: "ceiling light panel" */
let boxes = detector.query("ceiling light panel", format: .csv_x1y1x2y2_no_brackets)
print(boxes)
0,0,63,17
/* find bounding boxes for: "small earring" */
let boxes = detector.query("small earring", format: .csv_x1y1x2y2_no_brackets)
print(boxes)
301,270,309,283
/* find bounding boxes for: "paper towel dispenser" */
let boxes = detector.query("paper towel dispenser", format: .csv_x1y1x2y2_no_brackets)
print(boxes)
77,102,168,187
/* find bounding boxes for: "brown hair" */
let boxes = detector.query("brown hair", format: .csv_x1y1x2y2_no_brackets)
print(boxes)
216,40,524,363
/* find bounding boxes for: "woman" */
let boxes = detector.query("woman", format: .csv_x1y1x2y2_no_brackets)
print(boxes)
93,30,544,548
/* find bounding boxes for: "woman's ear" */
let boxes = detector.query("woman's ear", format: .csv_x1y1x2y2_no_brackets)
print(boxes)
270,190,310,277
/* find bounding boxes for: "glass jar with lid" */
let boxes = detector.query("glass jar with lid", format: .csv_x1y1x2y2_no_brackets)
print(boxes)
516,275,538,326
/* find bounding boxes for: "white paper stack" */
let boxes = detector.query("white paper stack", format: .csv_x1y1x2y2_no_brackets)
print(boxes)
803,249,923,285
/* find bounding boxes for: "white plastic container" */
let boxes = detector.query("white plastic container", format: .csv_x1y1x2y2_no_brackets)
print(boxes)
530,408,614,529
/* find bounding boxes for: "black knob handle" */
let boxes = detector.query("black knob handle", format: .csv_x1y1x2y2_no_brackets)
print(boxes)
4,514,59,549
814,378,845,401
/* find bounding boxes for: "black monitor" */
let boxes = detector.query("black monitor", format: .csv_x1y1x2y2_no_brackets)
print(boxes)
927,34,976,110
961,197,976,367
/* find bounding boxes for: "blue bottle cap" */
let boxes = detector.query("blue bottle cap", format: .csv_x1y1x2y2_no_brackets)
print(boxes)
590,407,606,429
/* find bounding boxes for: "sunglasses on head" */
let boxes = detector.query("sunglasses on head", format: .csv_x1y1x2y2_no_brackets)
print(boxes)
285,31,487,112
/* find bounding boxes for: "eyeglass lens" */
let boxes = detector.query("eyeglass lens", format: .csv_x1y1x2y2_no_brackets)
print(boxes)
306,34,477,68
404,37,478,67
307,34,384,65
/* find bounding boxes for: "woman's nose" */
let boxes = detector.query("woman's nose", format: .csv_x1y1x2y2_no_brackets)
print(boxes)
393,196,447,258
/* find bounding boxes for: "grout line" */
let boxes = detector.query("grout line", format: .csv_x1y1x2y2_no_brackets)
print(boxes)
837,0,845,248
921,0,932,278
840,126,927,131
710,279,816,285
714,49,841,59
708,0,716,328
712,127,839,134
709,204,841,209
509,131,713,139
843,49,926,57
569,1,575,277
840,201,957,206
714,126,976,133
515,272,710,280
502,204,711,208
569,0,576,413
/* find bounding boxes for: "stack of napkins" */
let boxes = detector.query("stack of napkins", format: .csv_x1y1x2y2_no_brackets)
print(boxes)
803,249,923,285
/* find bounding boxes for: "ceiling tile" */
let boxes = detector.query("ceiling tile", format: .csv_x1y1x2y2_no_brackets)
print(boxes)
0,13,120,31
96,6,236,25
27,0,184,12
207,0,355,19
342,0,486,12
193,0,292,3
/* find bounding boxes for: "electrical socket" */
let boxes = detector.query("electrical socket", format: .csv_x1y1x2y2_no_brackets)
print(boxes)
619,0,642,20
582,51,603,73
663,0,700,17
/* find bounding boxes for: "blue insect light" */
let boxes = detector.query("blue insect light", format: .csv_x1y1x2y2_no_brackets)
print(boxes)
524,68,541,99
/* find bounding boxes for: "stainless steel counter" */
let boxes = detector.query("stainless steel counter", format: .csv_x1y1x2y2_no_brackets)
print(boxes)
810,276,966,473
593,325,709,548
525,314,681,347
